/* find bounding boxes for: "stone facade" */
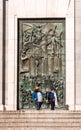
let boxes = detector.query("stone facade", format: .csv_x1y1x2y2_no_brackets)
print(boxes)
75,0,81,110
0,0,3,110
0,0,81,110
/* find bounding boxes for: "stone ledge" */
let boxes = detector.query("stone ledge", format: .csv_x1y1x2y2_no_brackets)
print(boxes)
0,110,81,113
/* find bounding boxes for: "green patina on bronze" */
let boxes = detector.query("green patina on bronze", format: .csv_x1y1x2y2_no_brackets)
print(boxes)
18,19,65,109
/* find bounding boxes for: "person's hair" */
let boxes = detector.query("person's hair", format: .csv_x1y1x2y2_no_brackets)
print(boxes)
37,83,40,87
51,88,55,91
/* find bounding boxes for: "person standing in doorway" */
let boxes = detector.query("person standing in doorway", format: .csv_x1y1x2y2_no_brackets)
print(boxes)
48,88,56,110
32,85,44,110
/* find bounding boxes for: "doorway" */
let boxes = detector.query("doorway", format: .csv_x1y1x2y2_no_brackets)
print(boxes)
17,18,65,109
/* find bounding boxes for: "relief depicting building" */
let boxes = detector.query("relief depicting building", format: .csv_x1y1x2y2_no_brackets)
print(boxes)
0,0,81,111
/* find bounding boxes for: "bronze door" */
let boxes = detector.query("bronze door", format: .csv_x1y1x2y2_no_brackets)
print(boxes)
18,19,65,109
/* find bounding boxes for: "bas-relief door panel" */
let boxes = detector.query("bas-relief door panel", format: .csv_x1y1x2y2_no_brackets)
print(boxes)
18,19,65,109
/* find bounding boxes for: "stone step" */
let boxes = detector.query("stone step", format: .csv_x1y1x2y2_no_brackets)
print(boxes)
0,122,81,127
0,110,81,118
0,110,81,130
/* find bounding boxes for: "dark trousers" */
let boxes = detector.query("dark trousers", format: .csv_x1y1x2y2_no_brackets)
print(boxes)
50,101,55,110
36,102,42,110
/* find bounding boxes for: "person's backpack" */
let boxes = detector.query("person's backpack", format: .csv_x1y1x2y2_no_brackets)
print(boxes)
48,92,55,102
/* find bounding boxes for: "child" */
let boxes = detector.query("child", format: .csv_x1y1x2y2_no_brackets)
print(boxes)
32,85,44,110
49,88,58,110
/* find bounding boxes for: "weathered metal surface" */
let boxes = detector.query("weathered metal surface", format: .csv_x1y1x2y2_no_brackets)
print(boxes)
18,19,65,109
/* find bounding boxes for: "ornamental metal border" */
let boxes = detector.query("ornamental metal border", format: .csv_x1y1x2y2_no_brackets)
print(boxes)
17,18,66,110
